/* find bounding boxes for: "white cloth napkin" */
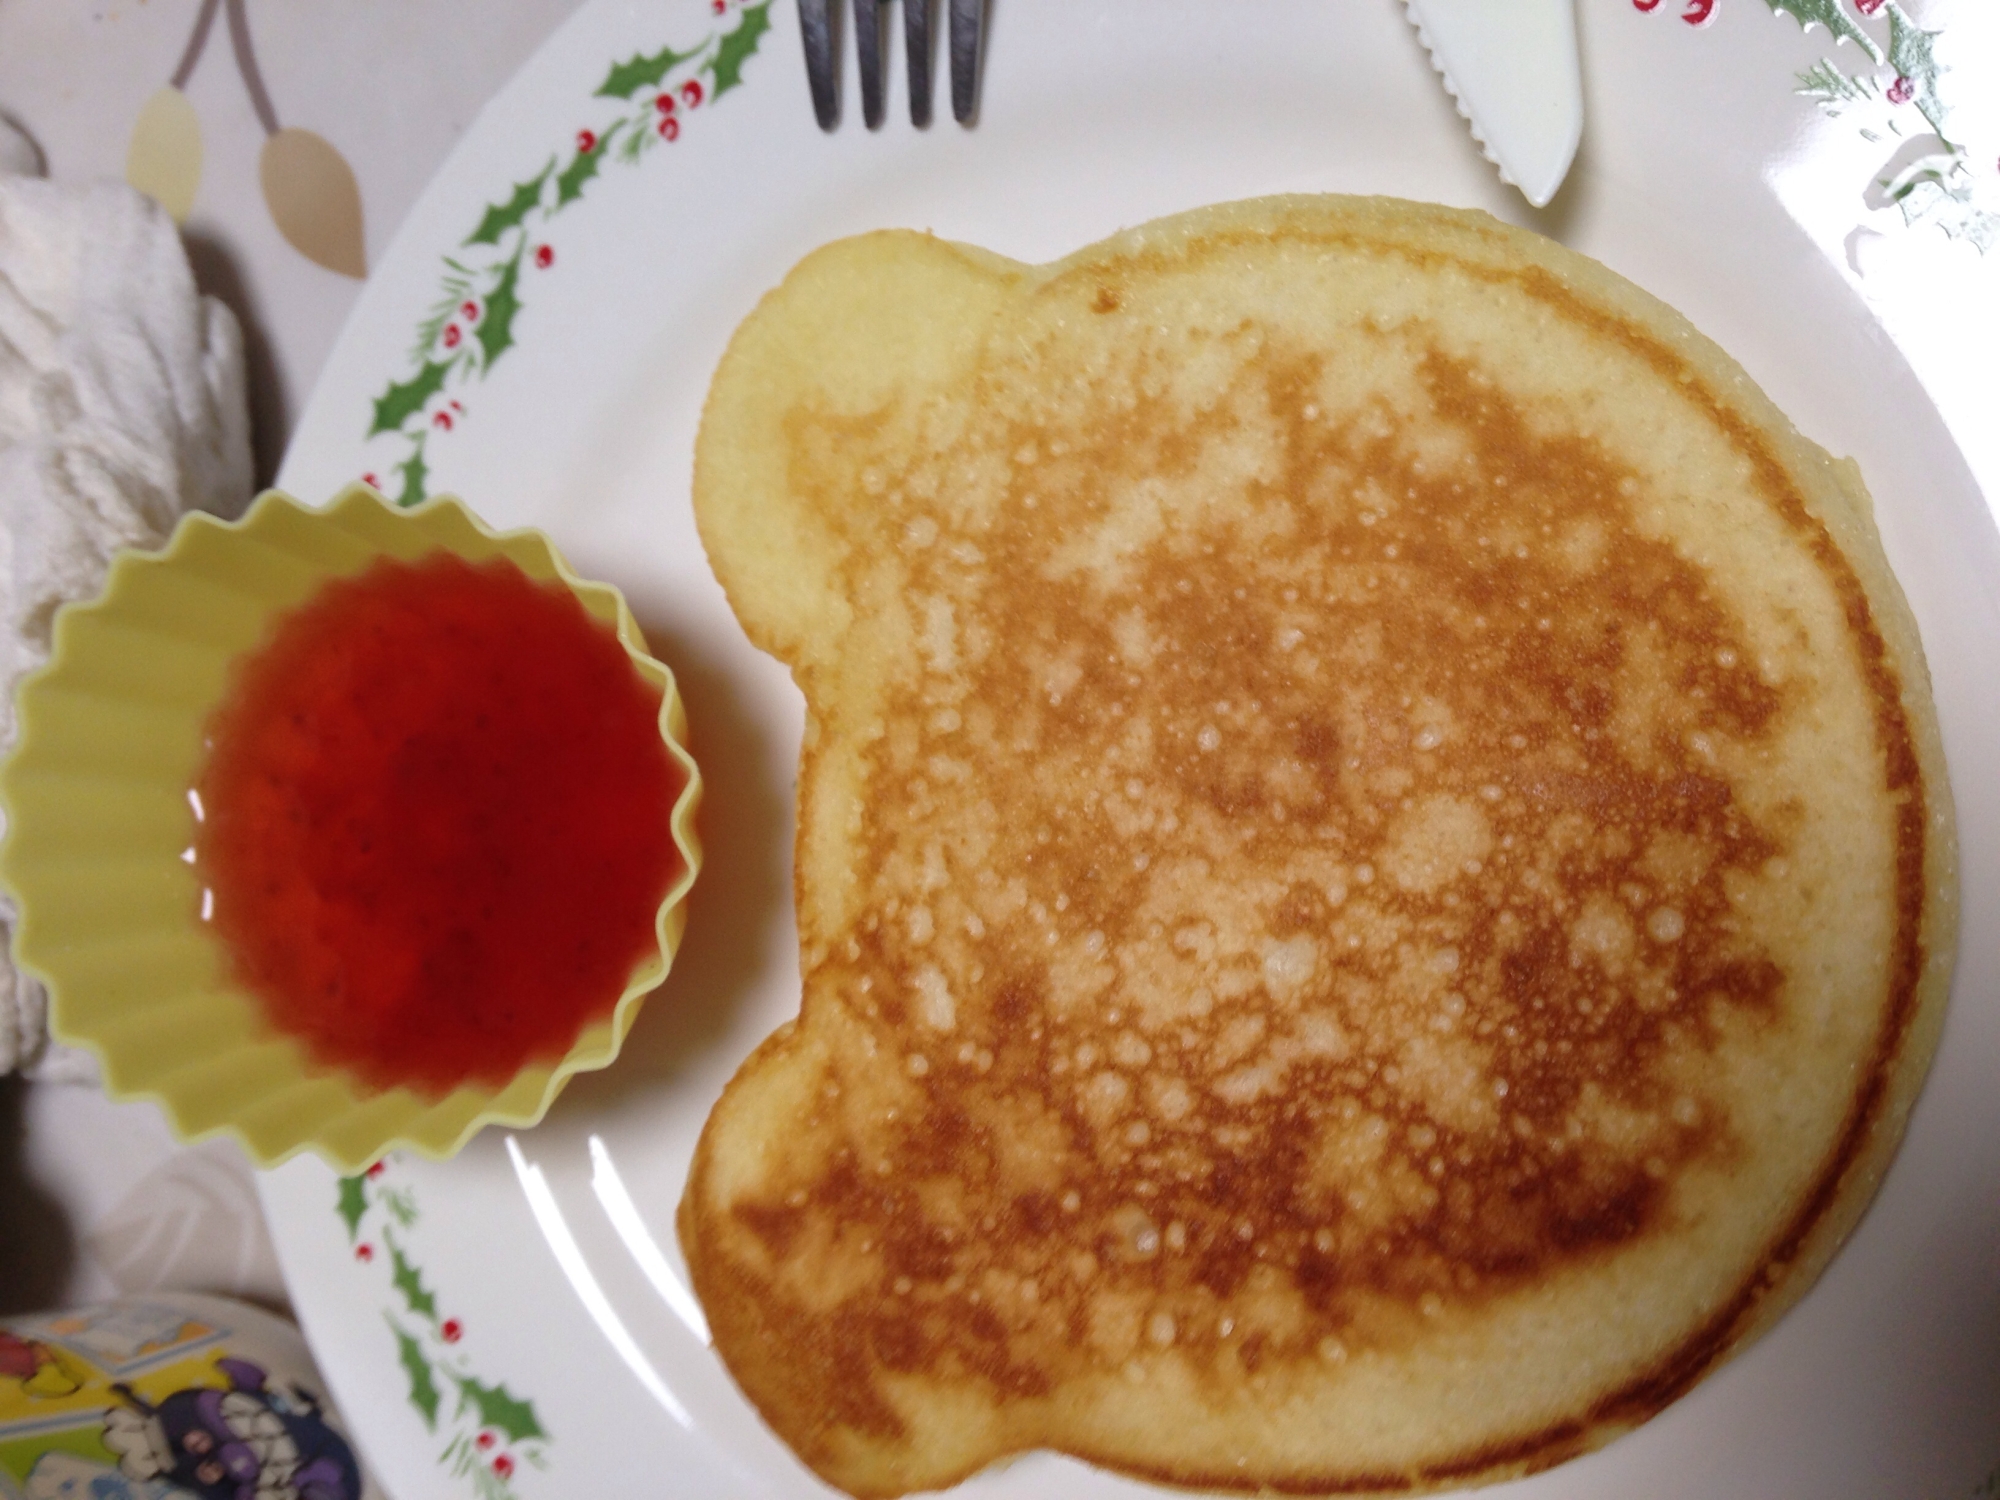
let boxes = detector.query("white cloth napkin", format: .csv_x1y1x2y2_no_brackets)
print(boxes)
0,120,254,1077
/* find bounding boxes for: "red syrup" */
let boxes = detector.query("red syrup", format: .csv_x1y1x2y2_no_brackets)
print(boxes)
194,550,684,1098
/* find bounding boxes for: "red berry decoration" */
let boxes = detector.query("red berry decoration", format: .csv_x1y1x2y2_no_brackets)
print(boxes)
655,92,676,115
442,325,461,349
362,472,380,490
658,117,680,142
1855,0,1884,12
576,128,598,154
432,410,454,431
1633,0,1660,10
681,79,704,108
355,1244,374,1262
475,1432,496,1452
1887,74,1914,104
534,243,554,269
460,300,480,321
441,1318,464,1343
713,0,726,12
493,1455,515,1479
365,1161,387,1179
1681,0,1713,22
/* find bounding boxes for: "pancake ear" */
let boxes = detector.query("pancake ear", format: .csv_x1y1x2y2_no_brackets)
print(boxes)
692,230,1015,666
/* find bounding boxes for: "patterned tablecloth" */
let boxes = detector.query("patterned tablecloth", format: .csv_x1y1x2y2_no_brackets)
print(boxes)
0,0,588,1319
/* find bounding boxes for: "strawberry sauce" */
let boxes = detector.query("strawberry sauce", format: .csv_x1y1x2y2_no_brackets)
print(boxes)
195,550,683,1097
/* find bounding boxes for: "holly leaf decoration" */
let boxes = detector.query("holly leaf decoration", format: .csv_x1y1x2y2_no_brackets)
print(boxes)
453,1375,547,1445
370,359,451,436
1886,4,1950,139
336,1175,369,1241
1797,57,1875,109
394,442,429,509
1886,169,1998,252
386,1233,438,1320
706,2,773,100
475,247,526,368
464,161,553,248
382,1184,420,1228
1762,0,1882,61
391,1321,441,1430
555,121,625,208
595,41,706,99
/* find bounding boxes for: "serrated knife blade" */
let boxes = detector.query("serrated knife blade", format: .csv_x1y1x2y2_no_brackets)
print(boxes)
1404,0,1583,209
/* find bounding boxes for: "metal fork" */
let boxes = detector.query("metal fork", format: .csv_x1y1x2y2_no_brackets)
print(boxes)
799,0,987,130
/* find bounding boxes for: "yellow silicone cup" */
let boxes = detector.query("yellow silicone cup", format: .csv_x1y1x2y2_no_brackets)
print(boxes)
0,484,703,1171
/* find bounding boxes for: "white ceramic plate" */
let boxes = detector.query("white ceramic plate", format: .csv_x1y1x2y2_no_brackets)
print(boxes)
261,2,2000,1496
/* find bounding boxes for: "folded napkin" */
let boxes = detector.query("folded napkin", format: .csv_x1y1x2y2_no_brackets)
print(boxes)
0,124,254,1077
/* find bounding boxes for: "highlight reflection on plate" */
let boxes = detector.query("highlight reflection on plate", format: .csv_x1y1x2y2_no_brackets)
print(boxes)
261,2,2000,1496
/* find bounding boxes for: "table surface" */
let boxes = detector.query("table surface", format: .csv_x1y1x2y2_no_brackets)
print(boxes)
0,0,590,1320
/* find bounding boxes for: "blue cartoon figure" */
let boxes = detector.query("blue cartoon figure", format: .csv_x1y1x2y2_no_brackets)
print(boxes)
101,1359,361,1500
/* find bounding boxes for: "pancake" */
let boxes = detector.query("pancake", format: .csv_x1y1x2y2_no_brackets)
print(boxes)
679,196,1956,1497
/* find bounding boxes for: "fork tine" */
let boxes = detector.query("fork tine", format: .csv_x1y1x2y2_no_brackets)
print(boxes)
798,0,838,130
854,0,886,129
904,0,934,128
949,0,984,124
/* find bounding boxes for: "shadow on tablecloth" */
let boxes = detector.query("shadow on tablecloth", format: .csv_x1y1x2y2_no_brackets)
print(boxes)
0,1075,74,1316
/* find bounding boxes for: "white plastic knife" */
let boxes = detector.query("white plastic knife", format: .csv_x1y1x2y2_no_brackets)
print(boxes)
1403,0,1583,209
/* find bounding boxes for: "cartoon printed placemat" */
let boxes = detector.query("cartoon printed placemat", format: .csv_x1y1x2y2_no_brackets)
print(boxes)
1,1298,371,1500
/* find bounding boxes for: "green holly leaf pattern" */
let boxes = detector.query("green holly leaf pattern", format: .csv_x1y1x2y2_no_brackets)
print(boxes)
381,1184,420,1228
1762,0,1882,61
454,1375,547,1445
391,1321,441,1430
595,41,706,99
370,359,452,436
1889,173,2000,252
464,161,554,248
394,441,429,509
1797,57,1876,110
706,2,772,100
476,247,526,368
1886,3,1950,140
336,1175,369,1241
386,1232,439,1321
555,121,625,207
368,14,786,537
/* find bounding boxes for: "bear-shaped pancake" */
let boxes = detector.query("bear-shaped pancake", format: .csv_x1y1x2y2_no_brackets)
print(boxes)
680,196,1955,1498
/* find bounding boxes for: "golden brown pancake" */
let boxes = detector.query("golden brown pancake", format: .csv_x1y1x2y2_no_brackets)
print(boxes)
679,196,1956,1498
